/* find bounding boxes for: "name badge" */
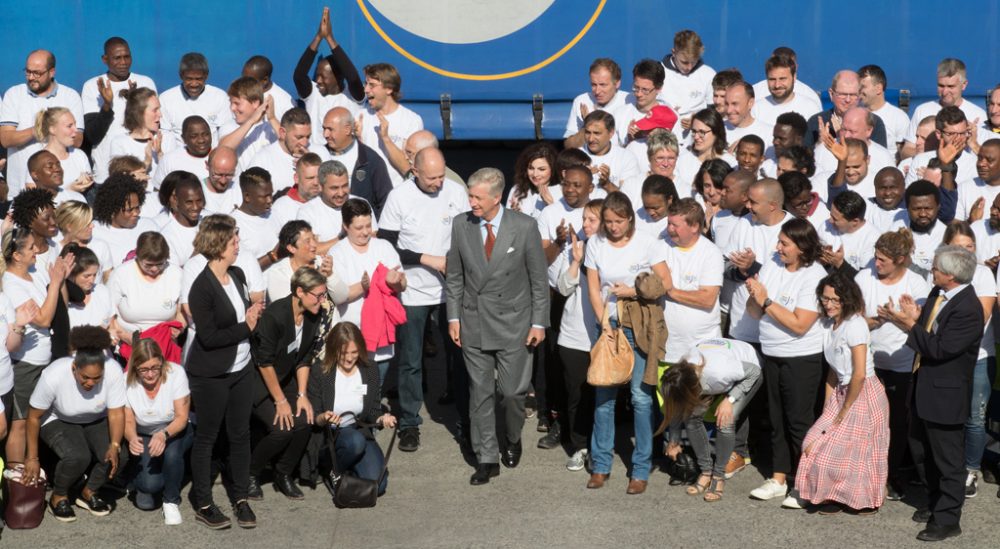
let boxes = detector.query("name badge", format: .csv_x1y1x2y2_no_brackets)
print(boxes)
355,384,368,396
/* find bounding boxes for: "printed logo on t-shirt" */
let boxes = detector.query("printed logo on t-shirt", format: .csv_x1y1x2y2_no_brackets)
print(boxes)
682,272,698,286
629,261,651,274
778,292,793,307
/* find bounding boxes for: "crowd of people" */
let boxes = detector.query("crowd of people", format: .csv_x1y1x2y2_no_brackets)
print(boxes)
0,7,998,543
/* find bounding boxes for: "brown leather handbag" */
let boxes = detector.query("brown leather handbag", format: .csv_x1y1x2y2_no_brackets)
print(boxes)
587,298,634,386
3,464,47,529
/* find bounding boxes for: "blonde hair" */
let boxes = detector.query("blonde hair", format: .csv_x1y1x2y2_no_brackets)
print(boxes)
33,106,72,143
55,200,93,238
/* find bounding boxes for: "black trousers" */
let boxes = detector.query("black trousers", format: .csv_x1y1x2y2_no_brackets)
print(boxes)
875,368,913,486
762,352,823,475
189,367,253,508
559,345,593,452
250,395,311,476
909,415,966,527
533,290,567,418
39,418,111,496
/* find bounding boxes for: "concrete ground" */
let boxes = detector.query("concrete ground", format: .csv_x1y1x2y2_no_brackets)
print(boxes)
4,352,999,548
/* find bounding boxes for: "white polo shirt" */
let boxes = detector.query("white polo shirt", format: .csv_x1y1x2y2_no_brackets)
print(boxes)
379,178,469,306
82,72,157,182
357,104,423,189
158,84,233,153
0,82,84,195
906,99,988,144
315,139,360,177
564,89,630,138
152,147,210,189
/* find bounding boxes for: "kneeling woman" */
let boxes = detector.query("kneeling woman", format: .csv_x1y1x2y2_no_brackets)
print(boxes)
311,322,396,495
124,338,192,525
793,272,889,513
660,337,762,501
22,326,125,522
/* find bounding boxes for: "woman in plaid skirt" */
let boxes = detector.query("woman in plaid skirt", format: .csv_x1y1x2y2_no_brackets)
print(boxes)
788,272,889,513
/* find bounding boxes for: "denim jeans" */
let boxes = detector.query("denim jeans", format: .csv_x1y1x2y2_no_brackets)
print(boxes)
590,322,655,481
396,303,465,429
132,425,194,506
686,372,761,478
965,357,995,471
334,425,388,495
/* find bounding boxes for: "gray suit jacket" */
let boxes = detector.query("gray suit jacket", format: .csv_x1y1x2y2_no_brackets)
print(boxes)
446,208,549,351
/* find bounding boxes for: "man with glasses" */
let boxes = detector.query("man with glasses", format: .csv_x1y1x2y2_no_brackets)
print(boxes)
804,70,888,149
906,106,978,186
201,146,242,215
0,50,84,196
612,59,668,147
902,59,987,160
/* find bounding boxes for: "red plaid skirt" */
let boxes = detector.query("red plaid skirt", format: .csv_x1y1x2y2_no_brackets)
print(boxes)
795,376,890,510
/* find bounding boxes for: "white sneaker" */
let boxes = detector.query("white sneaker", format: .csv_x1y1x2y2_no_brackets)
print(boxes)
781,492,805,509
566,449,588,472
163,503,182,525
750,478,788,500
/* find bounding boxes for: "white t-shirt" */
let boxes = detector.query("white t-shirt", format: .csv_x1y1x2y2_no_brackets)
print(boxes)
823,315,876,385
270,194,307,231
303,82,362,146
855,268,929,373
248,141,321,193
906,99,988,144
636,207,669,240
537,199,586,288
297,196,378,243
663,237,724,362
328,238,401,361
152,147,209,190
905,149,977,186
264,84,295,121
379,179,469,306
865,201,908,234
505,184,564,220
612,99,660,147
332,368,365,427
564,90,630,138
815,221,879,271
972,265,996,360
125,364,189,434
972,220,1000,264
221,278,251,373
230,208,280,260
107,133,159,180
909,221,948,277
872,102,910,150
108,260,183,333
675,148,736,197
955,178,1000,221
358,104,424,188
751,92,822,127
30,357,126,426
2,272,52,364
83,74,158,181
683,337,760,395
584,231,668,320
57,148,93,189
92,218,161,267
725,118,774,152
67,284,114,330
815,140,895,181
158,84,233,153
757,257,827,357
659,62,716,119
201,179,242,215
159,216,200,268
0,296,16,395
556,245,599,353
315,138,360,176
581,144,640,190
753,78,822,111
726,213,794,343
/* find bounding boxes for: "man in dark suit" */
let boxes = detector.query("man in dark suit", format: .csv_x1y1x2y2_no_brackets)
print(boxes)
886,245,983,542
446,167,550,485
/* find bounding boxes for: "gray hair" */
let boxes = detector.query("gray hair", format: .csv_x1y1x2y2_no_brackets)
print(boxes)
468,167,505,198
179,52,209,75
646,128,679,158
318,160,348,184
933,245,976,284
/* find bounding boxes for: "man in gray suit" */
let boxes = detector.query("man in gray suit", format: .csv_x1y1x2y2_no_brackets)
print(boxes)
446,167,550,485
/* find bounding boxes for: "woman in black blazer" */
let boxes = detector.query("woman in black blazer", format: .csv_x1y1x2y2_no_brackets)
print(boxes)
248,266,327,501
185,217,264,530
310,322,396,495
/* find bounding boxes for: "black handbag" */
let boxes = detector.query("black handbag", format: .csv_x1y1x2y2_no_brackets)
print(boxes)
325,425,397,508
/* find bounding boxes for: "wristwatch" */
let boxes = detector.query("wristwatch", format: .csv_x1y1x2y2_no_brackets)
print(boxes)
762,298,773,311
938,162,957,174
727,395,736,404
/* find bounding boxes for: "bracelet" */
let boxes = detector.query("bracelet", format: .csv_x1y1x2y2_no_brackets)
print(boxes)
296,392,306,398
110,441,121,449
276,398,288,405
12,325,26,335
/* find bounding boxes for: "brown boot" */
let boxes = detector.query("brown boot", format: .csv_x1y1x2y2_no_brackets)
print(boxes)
587,473,609,489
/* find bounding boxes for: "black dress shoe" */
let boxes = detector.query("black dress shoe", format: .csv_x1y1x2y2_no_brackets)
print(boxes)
469,463,500,485
501,440,523,468
273,473,305,500
911,508,931,523
247,475,264,501
916,523,961,541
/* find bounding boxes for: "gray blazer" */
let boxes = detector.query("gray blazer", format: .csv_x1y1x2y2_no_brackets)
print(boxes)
446,208,549,351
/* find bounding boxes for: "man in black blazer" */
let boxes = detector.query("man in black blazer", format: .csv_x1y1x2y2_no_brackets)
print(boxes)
886,245,983,542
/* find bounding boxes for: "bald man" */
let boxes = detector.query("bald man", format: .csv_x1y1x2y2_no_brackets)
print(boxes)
404,130,466,186
318,106,392,217
380,147,471,452
815,106,895,178
201,146,242,214
804,70,887,149
1,49,85,195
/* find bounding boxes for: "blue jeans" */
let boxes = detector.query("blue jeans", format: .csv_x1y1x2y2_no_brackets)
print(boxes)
965,357,995,471
590,322,655,481
132,425,194,506
396,303,465,429
376,359,390,386
334,425,388,495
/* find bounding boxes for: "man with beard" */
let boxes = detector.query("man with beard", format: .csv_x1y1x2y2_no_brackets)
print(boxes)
564,58,629,149
248,108,319,193
905,180,948,278
752,53,821,126
159,171,207,267
296,159,376,254
159,53,233,152
858,64,910,154
153,115,212,188
953,139,1000,221
270,153,322,229
1,50,84,195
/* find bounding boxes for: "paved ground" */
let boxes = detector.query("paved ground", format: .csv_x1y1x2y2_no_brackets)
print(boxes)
4,353,999,548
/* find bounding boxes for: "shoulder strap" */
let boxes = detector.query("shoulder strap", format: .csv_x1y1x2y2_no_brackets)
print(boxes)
377,425,399,484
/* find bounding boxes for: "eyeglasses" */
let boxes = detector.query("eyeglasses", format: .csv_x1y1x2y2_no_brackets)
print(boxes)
690,129,711,137
24,68,49,79
138,260,169,271
831,90,860,100
307,289,326,300
632,85,657,96
939,129,970,138
819,296,842,304
136,365,162,375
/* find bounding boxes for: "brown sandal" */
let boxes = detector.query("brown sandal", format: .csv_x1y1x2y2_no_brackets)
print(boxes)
685,473,712,495
704,477,725,502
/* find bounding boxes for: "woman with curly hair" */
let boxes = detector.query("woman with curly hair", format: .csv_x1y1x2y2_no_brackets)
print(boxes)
91,172,159,266
507,142,561,218
10,187,60,273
